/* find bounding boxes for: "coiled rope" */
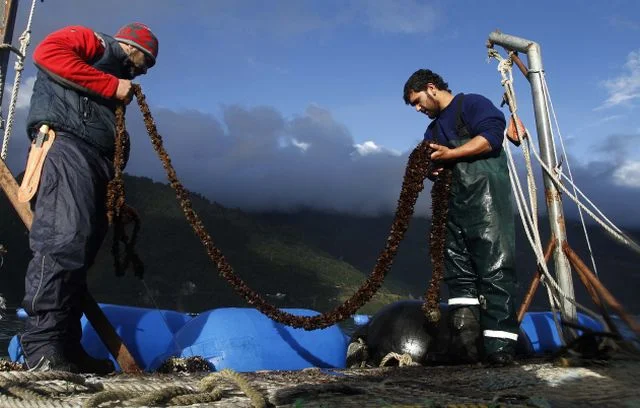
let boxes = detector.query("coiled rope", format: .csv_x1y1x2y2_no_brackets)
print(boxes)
83,369,266,408
0,0,38,161
0,368,266,408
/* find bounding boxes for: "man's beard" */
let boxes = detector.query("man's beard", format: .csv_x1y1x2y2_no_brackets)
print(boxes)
124,59,144,79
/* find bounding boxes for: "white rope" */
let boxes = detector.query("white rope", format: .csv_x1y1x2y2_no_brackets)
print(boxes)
492,49,568,324
489,49,603,324
509,121,625,240
505,141,542,256
541,73,599,276
554,166,623,235
505,140,603,323
491,49,564,316
1,0,38,161
379,352,418,367
489,48,640,259
493,50,539,232
525,130,640,255
520,138,538,231
506,141,564,300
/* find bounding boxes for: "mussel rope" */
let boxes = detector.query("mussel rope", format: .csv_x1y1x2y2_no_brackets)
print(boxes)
106,107,144,278
106,84,449,330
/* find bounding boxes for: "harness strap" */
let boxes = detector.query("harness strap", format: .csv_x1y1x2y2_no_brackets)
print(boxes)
454,93,472,140
431,93,471,143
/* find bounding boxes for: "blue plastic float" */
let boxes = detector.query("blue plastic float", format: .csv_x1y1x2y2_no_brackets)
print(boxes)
520,311,604,353
174,307,348,372
8,303,607,372
9,304,192,372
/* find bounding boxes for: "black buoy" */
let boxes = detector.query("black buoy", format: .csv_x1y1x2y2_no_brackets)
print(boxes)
348,300,533,367
354,300,438,365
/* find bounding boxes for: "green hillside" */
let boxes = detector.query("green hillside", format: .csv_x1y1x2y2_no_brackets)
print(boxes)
0,175,405,315
256,210,640,314
2,173,639,317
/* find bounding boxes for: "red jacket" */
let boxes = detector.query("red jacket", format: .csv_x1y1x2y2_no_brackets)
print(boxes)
33,25,119,99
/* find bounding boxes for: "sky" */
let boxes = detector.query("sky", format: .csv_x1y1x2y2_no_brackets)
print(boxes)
2,0,640,230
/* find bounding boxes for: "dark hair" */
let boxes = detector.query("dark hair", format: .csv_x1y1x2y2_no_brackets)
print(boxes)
403,69,451,104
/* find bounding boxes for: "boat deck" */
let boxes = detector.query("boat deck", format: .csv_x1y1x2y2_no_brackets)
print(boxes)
1,357,639,407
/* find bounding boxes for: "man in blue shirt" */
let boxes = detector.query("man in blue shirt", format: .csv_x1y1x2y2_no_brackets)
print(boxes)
403,69,518,365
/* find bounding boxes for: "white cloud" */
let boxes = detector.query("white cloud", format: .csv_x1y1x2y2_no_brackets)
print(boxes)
613,161,640,187
359,0,440,34
291,138,310,152
355,141,384,156
598,49,640,109
3,75,36,111
353,140,400,157
3,81,637,224
246,56,289,75
608,16,640,31
191,0,441,38
117,102,427,216
575,115,624,132
16,76,36,110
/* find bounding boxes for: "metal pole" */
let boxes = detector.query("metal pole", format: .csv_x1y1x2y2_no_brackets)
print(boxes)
0,0,19,109
487,31,577,323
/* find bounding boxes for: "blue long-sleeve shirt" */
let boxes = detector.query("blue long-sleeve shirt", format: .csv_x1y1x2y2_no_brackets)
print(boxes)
423,93,506,152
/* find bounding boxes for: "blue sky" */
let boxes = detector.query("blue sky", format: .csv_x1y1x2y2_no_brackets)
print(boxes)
3,0,640,227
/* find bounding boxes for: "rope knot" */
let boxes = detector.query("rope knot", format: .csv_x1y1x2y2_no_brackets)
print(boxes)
379,352,419,367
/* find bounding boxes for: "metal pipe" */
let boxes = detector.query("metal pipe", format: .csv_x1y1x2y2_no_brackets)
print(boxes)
487,31,535,53
488,31,577,323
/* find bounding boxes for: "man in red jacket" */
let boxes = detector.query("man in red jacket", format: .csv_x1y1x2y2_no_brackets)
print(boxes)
19,23,158,373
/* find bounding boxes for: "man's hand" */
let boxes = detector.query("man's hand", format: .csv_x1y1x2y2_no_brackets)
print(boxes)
115,79,133,104
429,143,457,161
426,143,450,181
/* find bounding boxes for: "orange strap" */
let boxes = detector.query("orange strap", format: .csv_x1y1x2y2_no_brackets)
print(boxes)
18,125,56,203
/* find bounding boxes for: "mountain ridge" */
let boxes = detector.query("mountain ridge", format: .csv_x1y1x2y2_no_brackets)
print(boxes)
1,173,638,316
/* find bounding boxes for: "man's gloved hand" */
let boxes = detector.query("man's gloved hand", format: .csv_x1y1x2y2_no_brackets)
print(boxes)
115,79,133,104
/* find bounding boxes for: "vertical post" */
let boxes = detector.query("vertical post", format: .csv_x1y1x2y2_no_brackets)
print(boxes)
488,31,577,324
526,43,576,323
0,0,19,108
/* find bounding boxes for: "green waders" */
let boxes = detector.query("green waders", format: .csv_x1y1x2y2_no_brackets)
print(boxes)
440,96,518,360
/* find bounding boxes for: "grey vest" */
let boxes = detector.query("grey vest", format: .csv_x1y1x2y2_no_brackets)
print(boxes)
26,33,132,160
